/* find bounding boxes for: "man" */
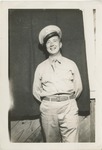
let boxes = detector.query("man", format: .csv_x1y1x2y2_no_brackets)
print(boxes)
33,25,83,142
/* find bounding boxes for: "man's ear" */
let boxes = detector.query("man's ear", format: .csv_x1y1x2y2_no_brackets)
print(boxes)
60,42,62,48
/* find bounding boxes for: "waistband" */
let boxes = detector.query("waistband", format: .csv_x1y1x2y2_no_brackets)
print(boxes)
42,94,75,102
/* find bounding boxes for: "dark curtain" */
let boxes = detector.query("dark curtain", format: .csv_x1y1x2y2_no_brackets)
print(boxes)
9,9,90,121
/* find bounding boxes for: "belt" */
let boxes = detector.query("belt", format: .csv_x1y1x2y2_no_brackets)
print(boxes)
42,94,75,102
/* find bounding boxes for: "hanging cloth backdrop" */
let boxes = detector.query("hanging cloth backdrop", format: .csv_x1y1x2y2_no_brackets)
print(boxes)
9,9,90,121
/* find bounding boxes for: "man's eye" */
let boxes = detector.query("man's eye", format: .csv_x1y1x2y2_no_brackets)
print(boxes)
53,40,57,42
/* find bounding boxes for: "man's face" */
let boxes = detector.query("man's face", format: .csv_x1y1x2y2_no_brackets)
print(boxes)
46,36,62,55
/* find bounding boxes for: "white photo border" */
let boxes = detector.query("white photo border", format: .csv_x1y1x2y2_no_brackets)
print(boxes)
0,1,102,150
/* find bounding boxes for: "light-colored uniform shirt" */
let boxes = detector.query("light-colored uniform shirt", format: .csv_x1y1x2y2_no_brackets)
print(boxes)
33,54,83,102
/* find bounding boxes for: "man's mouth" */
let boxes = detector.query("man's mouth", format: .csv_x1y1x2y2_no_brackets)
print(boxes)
50,46,56,51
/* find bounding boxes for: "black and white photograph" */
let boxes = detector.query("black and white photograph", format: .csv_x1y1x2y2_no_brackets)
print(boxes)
0,1,102,150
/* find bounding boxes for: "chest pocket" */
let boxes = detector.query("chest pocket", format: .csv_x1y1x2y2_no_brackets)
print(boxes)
57,67,74,81
41,70,53,83
67,70,74,81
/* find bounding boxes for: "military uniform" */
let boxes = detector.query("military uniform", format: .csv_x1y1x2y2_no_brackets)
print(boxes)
33,25,83,142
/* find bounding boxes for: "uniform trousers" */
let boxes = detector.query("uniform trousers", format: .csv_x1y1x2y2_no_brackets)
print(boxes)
40,98,79,142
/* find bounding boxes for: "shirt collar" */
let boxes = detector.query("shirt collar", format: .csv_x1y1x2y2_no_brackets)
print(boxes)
49,53,63,64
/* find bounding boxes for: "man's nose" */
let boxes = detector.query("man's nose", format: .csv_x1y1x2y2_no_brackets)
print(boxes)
50,42,54,46
50,44,54,47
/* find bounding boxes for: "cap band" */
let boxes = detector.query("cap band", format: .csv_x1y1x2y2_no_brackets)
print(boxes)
43,32,60,45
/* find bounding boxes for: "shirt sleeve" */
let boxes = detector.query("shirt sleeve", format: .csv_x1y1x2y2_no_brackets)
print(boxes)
73,62,83,98
33,65,42,102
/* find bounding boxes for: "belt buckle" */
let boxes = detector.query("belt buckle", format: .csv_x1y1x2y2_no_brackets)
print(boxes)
56,96,60,102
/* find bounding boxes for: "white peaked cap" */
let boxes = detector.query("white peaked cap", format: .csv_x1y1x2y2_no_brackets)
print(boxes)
39,25,62,45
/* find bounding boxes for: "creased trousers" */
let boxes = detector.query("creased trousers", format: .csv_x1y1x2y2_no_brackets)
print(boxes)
40,99,79,142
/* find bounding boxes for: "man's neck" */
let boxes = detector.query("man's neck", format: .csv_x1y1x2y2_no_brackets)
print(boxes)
49,51,61,59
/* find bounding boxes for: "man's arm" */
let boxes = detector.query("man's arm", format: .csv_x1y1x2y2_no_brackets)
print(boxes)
73,62,83,98
33,66,42,102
